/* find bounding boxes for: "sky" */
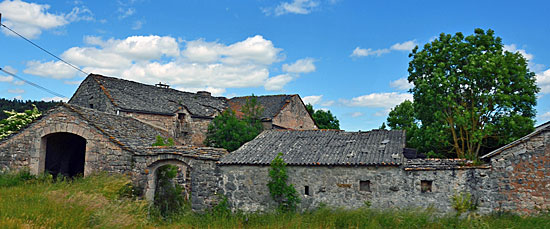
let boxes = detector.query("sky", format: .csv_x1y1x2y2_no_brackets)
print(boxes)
0,0,549,131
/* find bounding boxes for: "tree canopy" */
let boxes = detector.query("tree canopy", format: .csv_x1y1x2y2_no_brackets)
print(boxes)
388,28,539,160
204,96,264,151
0,105,42,139
305,104,340,130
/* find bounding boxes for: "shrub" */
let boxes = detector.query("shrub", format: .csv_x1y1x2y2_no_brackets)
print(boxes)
267,153,300,212
153,165,187,217
451,190,477,215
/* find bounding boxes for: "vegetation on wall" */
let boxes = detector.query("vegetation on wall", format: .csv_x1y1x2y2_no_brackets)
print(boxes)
2,170,550,228
153,164,187,217
0,105,42,139
204,95,264,151
267,153,300,212
305,104,340,130
387,28,538,159
151,135,175,146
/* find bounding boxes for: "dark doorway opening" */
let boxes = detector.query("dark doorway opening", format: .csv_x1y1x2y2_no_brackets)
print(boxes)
45,133,86,178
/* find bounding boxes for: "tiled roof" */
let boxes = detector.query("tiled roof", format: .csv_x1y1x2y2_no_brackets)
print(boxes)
90,74,227,117
63,103,169,154
480,121,550,159
227,95,295,119
219,129,405,166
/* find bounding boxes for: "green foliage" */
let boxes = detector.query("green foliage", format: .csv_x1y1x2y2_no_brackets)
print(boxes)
0,104,41,139
0,98,58,120
151,135,175,146
393,28,538,159
154,165,187,217
210,194,232,218
451,191,478,216
379,122,387,130
267,153,300,212
204,95,264,151
306,104,340,130
1,174,550,228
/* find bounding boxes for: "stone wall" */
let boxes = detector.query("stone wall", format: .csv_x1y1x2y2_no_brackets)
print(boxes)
489,130,550,214
219,164,492,213
69,77,117,114
272,95,317,130
0,106,134,176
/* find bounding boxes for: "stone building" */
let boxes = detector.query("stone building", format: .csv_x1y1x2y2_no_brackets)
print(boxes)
69,74,316,146
480,121,550,214
0,103,227,211
228,95,317,130
219,129,494,213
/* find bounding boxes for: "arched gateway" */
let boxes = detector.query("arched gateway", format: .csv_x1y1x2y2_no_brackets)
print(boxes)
42,132,86,178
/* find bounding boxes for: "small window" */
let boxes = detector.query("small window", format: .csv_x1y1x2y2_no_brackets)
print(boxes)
89,104,94,108
178,113,185,120
304,185,310,196
421,180,432,193
360,180,371,192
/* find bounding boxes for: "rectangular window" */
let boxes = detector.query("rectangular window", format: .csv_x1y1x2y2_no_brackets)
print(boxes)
421,180,432,193
359,180,371,192
304,185,310,196
178,113,185,120
89,104,94,108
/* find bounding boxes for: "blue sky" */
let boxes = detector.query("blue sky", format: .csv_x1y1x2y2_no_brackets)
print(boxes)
0,0,549,131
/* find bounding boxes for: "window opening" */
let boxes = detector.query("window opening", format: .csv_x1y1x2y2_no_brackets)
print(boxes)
360,180,371,192
421,180,433,193
304,185,310,196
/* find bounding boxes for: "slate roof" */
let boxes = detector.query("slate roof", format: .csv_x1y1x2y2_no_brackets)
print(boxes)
480,121,550,159
227,95,295,120
62,103,169,154
219,129,406,166
89,74,227,117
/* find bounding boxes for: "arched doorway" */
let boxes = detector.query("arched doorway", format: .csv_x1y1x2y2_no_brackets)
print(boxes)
145,160,190,202
43,132,86,178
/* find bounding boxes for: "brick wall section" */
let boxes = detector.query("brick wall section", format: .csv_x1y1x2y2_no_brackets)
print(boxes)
219,164,492,213
272,95,317,130
490,130,550,214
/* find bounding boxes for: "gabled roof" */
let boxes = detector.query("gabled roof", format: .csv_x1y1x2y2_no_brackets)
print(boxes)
61,103,169,154
227,95,295,120
480,121,550,159
219,129,406,166
84,74,227,117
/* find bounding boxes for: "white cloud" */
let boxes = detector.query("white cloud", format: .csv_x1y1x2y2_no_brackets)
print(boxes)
343,92,413,109
351,39,417,58
539,112,550,122
302,95,323,105
24,34,305,91
132,20,144,30
0,0,92,39
41,96,69,102
269,0,319,16
282,58,316,73
350,112,363,118
389,77,413,91
175,86,226,97
24,60,78,79
13,95,22,100
7,88,24,94
350,47,390,57
64,80,82,85
0,75,14,82
536,69,550,94
390,40,418,51
504,44,533,61
265,74,292,91
13,80,24,85
118,7,135,19
2,65,17,74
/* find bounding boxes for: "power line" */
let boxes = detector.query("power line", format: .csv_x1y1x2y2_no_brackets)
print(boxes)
0,20,88,76
0,67,67,98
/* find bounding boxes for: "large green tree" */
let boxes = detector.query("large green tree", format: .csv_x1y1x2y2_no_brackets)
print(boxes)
403,28,538,159
305,104,340,130
204,96,264,151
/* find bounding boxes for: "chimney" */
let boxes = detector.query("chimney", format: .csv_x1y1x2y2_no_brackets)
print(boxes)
197,91,211,97
155,82,169,88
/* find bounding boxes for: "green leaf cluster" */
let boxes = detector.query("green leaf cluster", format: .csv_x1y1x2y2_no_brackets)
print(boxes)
204,95,264,151
388,28,538,159
267,153,300,212
153,165,187,217
151,135,175,146
0,104,41,139
306,104,340,130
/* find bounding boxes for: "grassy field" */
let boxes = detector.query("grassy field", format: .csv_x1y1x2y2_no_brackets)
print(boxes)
1,171,549,228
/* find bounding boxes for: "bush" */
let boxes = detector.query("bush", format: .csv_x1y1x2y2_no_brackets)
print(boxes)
451,190,477,216
267,153,300,212
153,165,187,217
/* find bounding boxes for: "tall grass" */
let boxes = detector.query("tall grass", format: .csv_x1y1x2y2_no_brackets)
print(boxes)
1,170,550,228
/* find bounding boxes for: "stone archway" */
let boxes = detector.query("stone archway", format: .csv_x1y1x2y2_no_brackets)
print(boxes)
144,159,190,201
42,132,86,178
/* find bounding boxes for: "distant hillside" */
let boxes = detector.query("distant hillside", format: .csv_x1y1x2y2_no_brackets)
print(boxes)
0,98,60,120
